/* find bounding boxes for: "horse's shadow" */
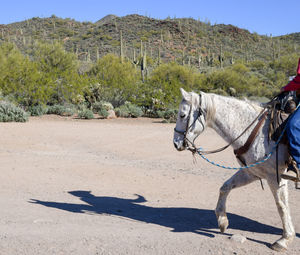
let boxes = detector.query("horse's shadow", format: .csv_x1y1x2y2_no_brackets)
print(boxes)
29,190,299,245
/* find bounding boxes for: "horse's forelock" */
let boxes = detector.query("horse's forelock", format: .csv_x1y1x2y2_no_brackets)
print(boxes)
180,91,216,124
192,92,200,108
200,92,216,124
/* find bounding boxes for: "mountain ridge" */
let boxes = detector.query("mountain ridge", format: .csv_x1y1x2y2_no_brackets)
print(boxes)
0,14,299,65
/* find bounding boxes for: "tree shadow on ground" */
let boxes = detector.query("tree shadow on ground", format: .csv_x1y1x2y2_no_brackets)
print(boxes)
29,190,299,246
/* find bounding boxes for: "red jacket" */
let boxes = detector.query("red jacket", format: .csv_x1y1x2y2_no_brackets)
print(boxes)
282,58,300,91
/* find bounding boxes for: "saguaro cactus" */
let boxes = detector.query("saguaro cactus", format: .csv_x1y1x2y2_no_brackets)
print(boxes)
96,46,99,61
140,40,143,57
182,48,185,65
160,30,164,44
87,50,91,62
219,44,224,68
198,54,202,69
157,46,161,66
120,30,124,63
132,48,139,68
188,56,191,66
141,45,147,82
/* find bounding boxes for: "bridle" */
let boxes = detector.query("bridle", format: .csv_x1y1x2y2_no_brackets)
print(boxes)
174,94,206,149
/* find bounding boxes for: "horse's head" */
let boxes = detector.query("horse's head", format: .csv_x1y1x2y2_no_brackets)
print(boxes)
173,88,207,151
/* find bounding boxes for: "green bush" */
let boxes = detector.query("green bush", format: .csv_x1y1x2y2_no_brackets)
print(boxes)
143,108,161,118
157,109,178,123
115,102,143,118
145,62,201,110
77,109,94,119
46,104,75,116
98,108,109,118
88,54,139,106
126,102,143,118
27,105,47,116
47,105,64,115
115,105,130,118
248,96,270,104
92,101,114,113
0,42,85,107
0,101,28,122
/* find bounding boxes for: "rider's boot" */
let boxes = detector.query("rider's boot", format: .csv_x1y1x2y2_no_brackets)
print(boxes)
281,156,300,187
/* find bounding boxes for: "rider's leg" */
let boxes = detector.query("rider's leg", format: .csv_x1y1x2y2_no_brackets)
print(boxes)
286,107,300,170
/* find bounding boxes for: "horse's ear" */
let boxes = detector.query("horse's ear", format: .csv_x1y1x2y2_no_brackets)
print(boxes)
180,88,191,102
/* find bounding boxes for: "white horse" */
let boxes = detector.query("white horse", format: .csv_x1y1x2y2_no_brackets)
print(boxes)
173,88,295,251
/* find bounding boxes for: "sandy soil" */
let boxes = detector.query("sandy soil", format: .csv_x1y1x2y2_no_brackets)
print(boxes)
0,115,299,255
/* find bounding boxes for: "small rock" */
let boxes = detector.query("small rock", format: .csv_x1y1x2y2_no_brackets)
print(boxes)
230,234,247,243
33,219,53,224
107,110,116,119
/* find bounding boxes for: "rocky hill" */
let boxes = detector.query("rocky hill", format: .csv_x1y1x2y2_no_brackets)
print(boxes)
0,14,299,66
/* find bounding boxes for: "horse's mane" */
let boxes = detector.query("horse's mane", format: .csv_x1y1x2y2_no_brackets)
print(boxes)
202,92,264,122
188,91,263,126
243,98,264,113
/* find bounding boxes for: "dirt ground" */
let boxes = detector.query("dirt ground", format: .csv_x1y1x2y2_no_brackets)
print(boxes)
0,116,299,255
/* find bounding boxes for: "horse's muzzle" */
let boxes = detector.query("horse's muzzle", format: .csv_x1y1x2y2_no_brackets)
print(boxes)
173,140,186,151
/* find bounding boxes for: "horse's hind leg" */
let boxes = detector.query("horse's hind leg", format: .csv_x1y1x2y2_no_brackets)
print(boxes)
215,169,258,233
267,178,295,251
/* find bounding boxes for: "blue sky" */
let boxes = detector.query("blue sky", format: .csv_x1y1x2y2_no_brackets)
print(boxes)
1,0,299,36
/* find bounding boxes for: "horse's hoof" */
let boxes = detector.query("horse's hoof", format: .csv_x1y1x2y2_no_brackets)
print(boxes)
218,216,229,233
271,241,287,252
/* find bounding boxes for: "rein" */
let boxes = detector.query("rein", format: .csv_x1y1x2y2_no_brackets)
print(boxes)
196,107,268,155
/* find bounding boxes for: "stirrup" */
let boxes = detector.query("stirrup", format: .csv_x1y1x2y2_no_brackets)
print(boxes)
281,159,300,186
281,157,300,189
281,173,300,182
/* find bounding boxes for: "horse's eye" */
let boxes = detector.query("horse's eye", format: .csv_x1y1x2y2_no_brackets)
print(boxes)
180,114,185,119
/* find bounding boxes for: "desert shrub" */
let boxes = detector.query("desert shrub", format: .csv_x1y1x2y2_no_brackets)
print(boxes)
143,108,160,118
92,101,114,113
126,102,143,118
210,88,229,96
0,101,28,122
0,43,50,107
144,62,203,111
115,105,130,118
115,102,143,118
248,96,270,104
0,42,85,107
88,54,139,106
32,41,84,105
157,109,178,123
47,104,75,116
27,105,47,116
77,108,94,119
98,108,109,118
46,105,64,115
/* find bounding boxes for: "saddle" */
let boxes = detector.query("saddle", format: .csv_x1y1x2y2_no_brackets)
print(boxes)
234,91,300,185
268,91,300,184
268,92,296,144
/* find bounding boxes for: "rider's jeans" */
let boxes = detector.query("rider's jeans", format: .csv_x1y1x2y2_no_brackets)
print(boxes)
287,107,300,168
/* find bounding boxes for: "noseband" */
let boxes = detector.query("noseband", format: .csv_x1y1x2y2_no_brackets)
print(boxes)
174,94,206,148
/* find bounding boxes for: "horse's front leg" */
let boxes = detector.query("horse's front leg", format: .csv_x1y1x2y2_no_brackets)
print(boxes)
215,169,258,233
267,178,295,251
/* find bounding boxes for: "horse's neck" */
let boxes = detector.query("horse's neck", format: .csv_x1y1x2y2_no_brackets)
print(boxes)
206,94,261,149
